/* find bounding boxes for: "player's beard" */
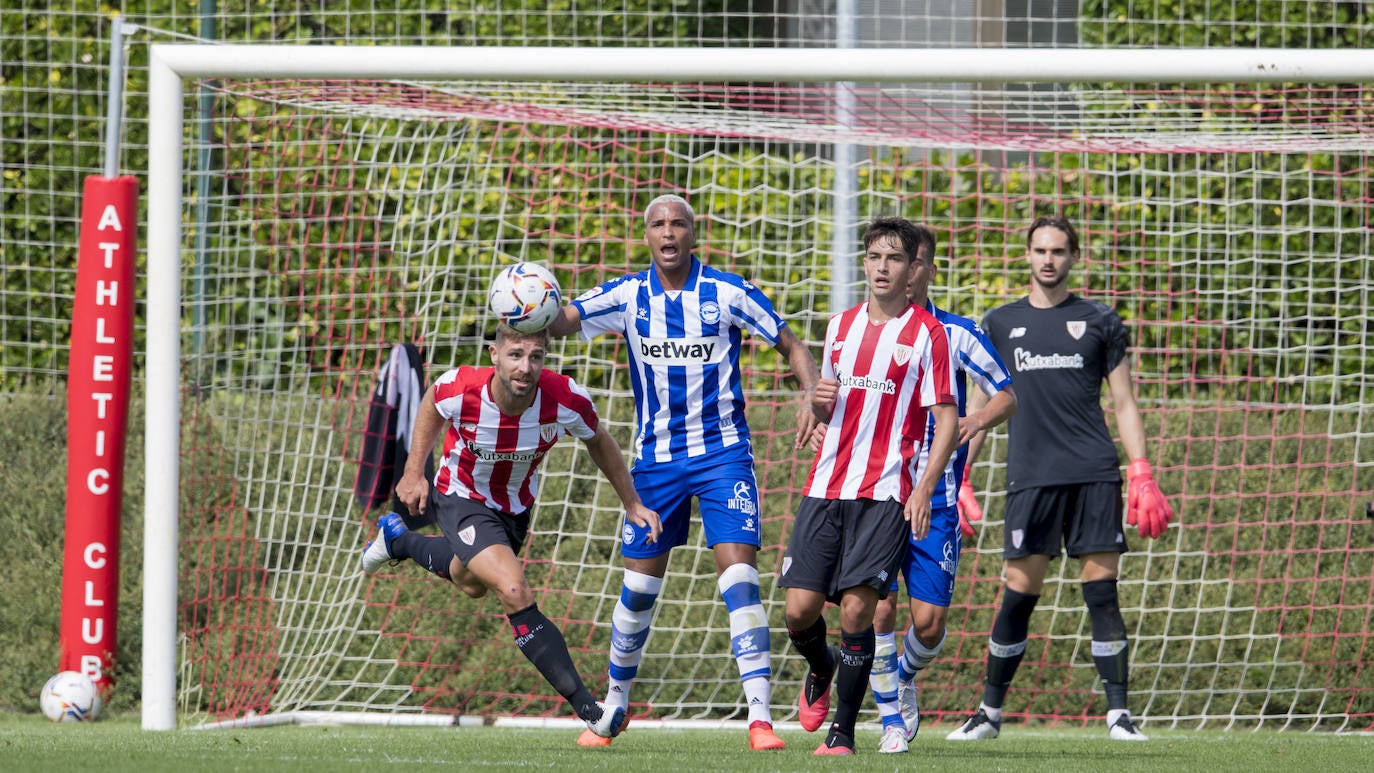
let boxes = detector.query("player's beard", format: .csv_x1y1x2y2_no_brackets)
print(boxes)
1031,267,1069,293
495,367,538,404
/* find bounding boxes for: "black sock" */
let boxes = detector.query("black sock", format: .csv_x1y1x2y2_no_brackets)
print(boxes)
508,604,599,721
983,587,1038,709
1083,579,1130,711
829,627,874,738
823,726,856,750
787,616,834,678
393,531,454,580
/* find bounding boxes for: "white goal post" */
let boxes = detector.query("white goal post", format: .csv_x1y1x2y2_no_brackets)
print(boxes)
144,44,1374,732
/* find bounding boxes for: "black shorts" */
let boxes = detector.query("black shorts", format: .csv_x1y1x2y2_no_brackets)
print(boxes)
779,496,907,604
432,490,532,566
1002,482,1126,560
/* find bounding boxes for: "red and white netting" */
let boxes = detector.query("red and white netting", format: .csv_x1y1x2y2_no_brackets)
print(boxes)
175,77,1373,731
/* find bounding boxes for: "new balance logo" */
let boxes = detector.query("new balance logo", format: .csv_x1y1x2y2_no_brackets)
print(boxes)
1009,327,1027,338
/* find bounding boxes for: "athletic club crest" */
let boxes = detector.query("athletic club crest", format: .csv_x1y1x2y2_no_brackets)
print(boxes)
1066,320,1086,340
1011,528,1025,549
892,345,912,366
458,525,477,545
540,423,560,442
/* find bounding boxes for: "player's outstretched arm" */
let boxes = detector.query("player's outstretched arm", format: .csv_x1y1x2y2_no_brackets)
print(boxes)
546,303,583,339
959,385,1017,446
960,388,992,478
1107,359,1175,539
908,401,958,540
774,326,821,450
583,424,662,543
396,386,445,517
956,385,1016,538
809,378,839,424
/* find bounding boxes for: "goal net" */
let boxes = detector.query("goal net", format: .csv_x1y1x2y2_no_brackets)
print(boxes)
146,46,1374,732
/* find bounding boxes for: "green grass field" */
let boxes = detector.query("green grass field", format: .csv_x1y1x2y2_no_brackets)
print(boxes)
3,715,1371,772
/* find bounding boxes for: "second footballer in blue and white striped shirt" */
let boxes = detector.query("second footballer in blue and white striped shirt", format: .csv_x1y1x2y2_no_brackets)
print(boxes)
551,194,820,751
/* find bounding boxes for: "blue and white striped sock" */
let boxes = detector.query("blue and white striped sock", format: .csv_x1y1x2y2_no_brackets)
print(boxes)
718,563,772,724
870,630,904,729
898,628,945,682
605,569,663,712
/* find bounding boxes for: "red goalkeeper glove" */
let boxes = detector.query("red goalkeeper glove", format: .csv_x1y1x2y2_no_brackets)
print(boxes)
1126,459,1175,539
956,467,983,540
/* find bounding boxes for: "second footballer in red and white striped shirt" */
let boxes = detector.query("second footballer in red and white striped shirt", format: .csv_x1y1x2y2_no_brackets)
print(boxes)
780,217,960,756
375,322,660,743
431,360,595,514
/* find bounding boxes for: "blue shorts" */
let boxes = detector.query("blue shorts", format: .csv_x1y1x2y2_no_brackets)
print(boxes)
621,443,761,559
899,504,962,608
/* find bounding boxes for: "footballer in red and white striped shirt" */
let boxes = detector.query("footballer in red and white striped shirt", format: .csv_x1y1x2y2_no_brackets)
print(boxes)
380,323,659,743
430,364,597,515
781,217,960,756
804,301,955,503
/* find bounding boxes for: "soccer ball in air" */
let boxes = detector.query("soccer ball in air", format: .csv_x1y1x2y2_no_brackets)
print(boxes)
40,671,102,722
488,261,562,333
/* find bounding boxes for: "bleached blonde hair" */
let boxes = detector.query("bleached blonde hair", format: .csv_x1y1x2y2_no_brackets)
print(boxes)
643,193,695,230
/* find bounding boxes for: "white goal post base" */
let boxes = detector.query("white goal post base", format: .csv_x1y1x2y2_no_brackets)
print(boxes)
192,711,812,732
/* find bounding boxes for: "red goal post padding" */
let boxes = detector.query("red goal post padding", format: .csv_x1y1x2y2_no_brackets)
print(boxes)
60,175,139,698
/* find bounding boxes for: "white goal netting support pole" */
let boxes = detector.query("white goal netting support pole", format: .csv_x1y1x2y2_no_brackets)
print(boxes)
145,44,1374,731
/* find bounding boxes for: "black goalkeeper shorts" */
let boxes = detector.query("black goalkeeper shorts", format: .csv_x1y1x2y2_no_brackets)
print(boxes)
1002,481,1126,559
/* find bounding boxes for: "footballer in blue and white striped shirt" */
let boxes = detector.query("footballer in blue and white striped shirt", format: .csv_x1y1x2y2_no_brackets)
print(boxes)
551,194,819,750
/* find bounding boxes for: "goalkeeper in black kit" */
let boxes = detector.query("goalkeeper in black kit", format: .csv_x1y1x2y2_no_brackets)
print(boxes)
947,215,1174,742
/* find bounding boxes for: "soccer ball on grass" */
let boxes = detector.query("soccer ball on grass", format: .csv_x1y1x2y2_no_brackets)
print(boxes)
40,670,103,722
488,262,562,333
